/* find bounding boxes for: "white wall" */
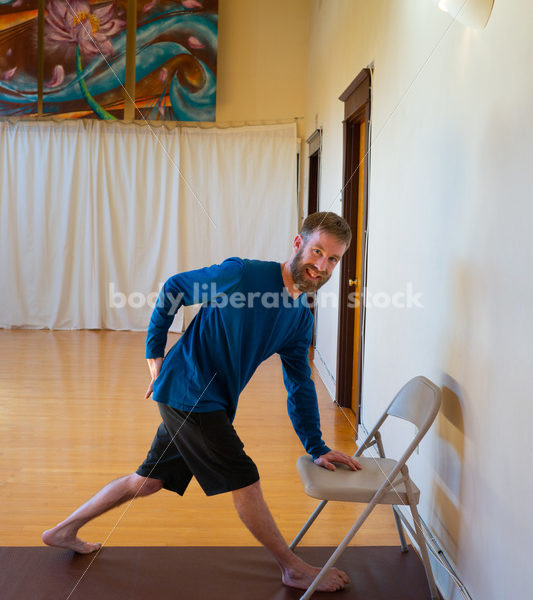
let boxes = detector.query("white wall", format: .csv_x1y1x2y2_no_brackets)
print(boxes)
217,0,311,227
306,1,533,598
218,0,310,138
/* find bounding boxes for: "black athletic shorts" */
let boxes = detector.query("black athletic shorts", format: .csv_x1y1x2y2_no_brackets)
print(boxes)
136,403,260,496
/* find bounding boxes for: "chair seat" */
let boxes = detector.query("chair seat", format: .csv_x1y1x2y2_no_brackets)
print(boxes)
296,455,420,505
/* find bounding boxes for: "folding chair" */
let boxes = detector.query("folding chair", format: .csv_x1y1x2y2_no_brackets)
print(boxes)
290,376,442,599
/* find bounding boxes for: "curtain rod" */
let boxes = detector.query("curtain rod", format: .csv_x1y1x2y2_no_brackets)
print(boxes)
131,116,304,130
0,116,304,131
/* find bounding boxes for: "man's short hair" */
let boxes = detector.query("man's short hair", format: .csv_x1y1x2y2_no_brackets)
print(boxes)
300,212,352,248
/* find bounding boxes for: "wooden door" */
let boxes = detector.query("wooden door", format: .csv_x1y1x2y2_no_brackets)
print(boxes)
350,119,366,409
336,69,371,427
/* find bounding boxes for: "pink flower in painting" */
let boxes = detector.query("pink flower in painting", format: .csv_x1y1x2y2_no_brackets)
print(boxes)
2,67,17,81
182,0,202,9
12,0,23,8
45,65,65,88
143,0,158,14
187,36,204,49
44,0,126,59
159,67,168,83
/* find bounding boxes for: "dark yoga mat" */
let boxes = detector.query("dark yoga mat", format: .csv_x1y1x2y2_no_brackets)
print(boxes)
0,545,434,600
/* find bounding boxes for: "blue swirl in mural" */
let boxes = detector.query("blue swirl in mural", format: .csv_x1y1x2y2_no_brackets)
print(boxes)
135,12,218,121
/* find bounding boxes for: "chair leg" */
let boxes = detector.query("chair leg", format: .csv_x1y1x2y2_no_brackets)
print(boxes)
298,524,358,600
289,499,328,550
298,498,380,600
409,501,440,600
392,505,409,552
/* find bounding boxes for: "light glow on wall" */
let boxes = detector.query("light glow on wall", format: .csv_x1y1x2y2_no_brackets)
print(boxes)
435,0,495,29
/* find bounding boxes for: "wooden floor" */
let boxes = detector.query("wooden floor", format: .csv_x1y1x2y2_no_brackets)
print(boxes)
0,330,399,548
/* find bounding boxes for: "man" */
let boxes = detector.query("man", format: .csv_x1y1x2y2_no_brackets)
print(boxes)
43,212,362,593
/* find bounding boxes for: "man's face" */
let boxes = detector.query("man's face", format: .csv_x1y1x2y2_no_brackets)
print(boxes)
289,230,347,293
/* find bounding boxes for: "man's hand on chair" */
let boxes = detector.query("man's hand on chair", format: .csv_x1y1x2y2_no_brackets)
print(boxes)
314,450,362,472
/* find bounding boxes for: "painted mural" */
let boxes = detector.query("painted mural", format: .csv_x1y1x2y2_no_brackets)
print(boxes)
0,0,218,121
135,0,218,122
0,0,39,117
43,0,127,119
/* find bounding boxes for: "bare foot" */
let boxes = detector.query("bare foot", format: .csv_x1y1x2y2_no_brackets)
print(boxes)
282,560,349,592
42,525,101,554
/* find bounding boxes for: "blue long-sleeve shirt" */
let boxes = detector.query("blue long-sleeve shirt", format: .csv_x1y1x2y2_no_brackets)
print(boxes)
145,257,331,460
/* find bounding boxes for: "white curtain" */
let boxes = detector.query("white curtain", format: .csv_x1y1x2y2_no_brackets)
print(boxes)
0,120,297,330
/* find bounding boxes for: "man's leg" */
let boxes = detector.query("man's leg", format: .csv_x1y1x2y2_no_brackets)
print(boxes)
42,474,163,553
232,480,349,592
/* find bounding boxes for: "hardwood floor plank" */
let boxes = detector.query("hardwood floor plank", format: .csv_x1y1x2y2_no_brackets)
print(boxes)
0,330,399,547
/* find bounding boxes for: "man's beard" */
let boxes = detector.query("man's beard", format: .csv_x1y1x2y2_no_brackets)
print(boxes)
290,248,331,293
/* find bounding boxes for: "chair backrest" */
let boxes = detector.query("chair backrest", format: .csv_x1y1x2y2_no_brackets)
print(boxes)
386,376,441,434
355,376,441,464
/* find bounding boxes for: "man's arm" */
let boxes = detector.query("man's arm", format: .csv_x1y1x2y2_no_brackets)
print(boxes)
279,316,361,471
279,341,330,460
144,258,245,395
145,257,245,360
145,357,163,399
145,257,244,359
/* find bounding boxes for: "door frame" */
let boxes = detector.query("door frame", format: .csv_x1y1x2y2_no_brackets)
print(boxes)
335,68,371,422
306,128,322,216
306,128,322,348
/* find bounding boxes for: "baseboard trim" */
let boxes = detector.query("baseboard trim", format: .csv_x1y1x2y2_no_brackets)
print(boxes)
312,348,337,401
